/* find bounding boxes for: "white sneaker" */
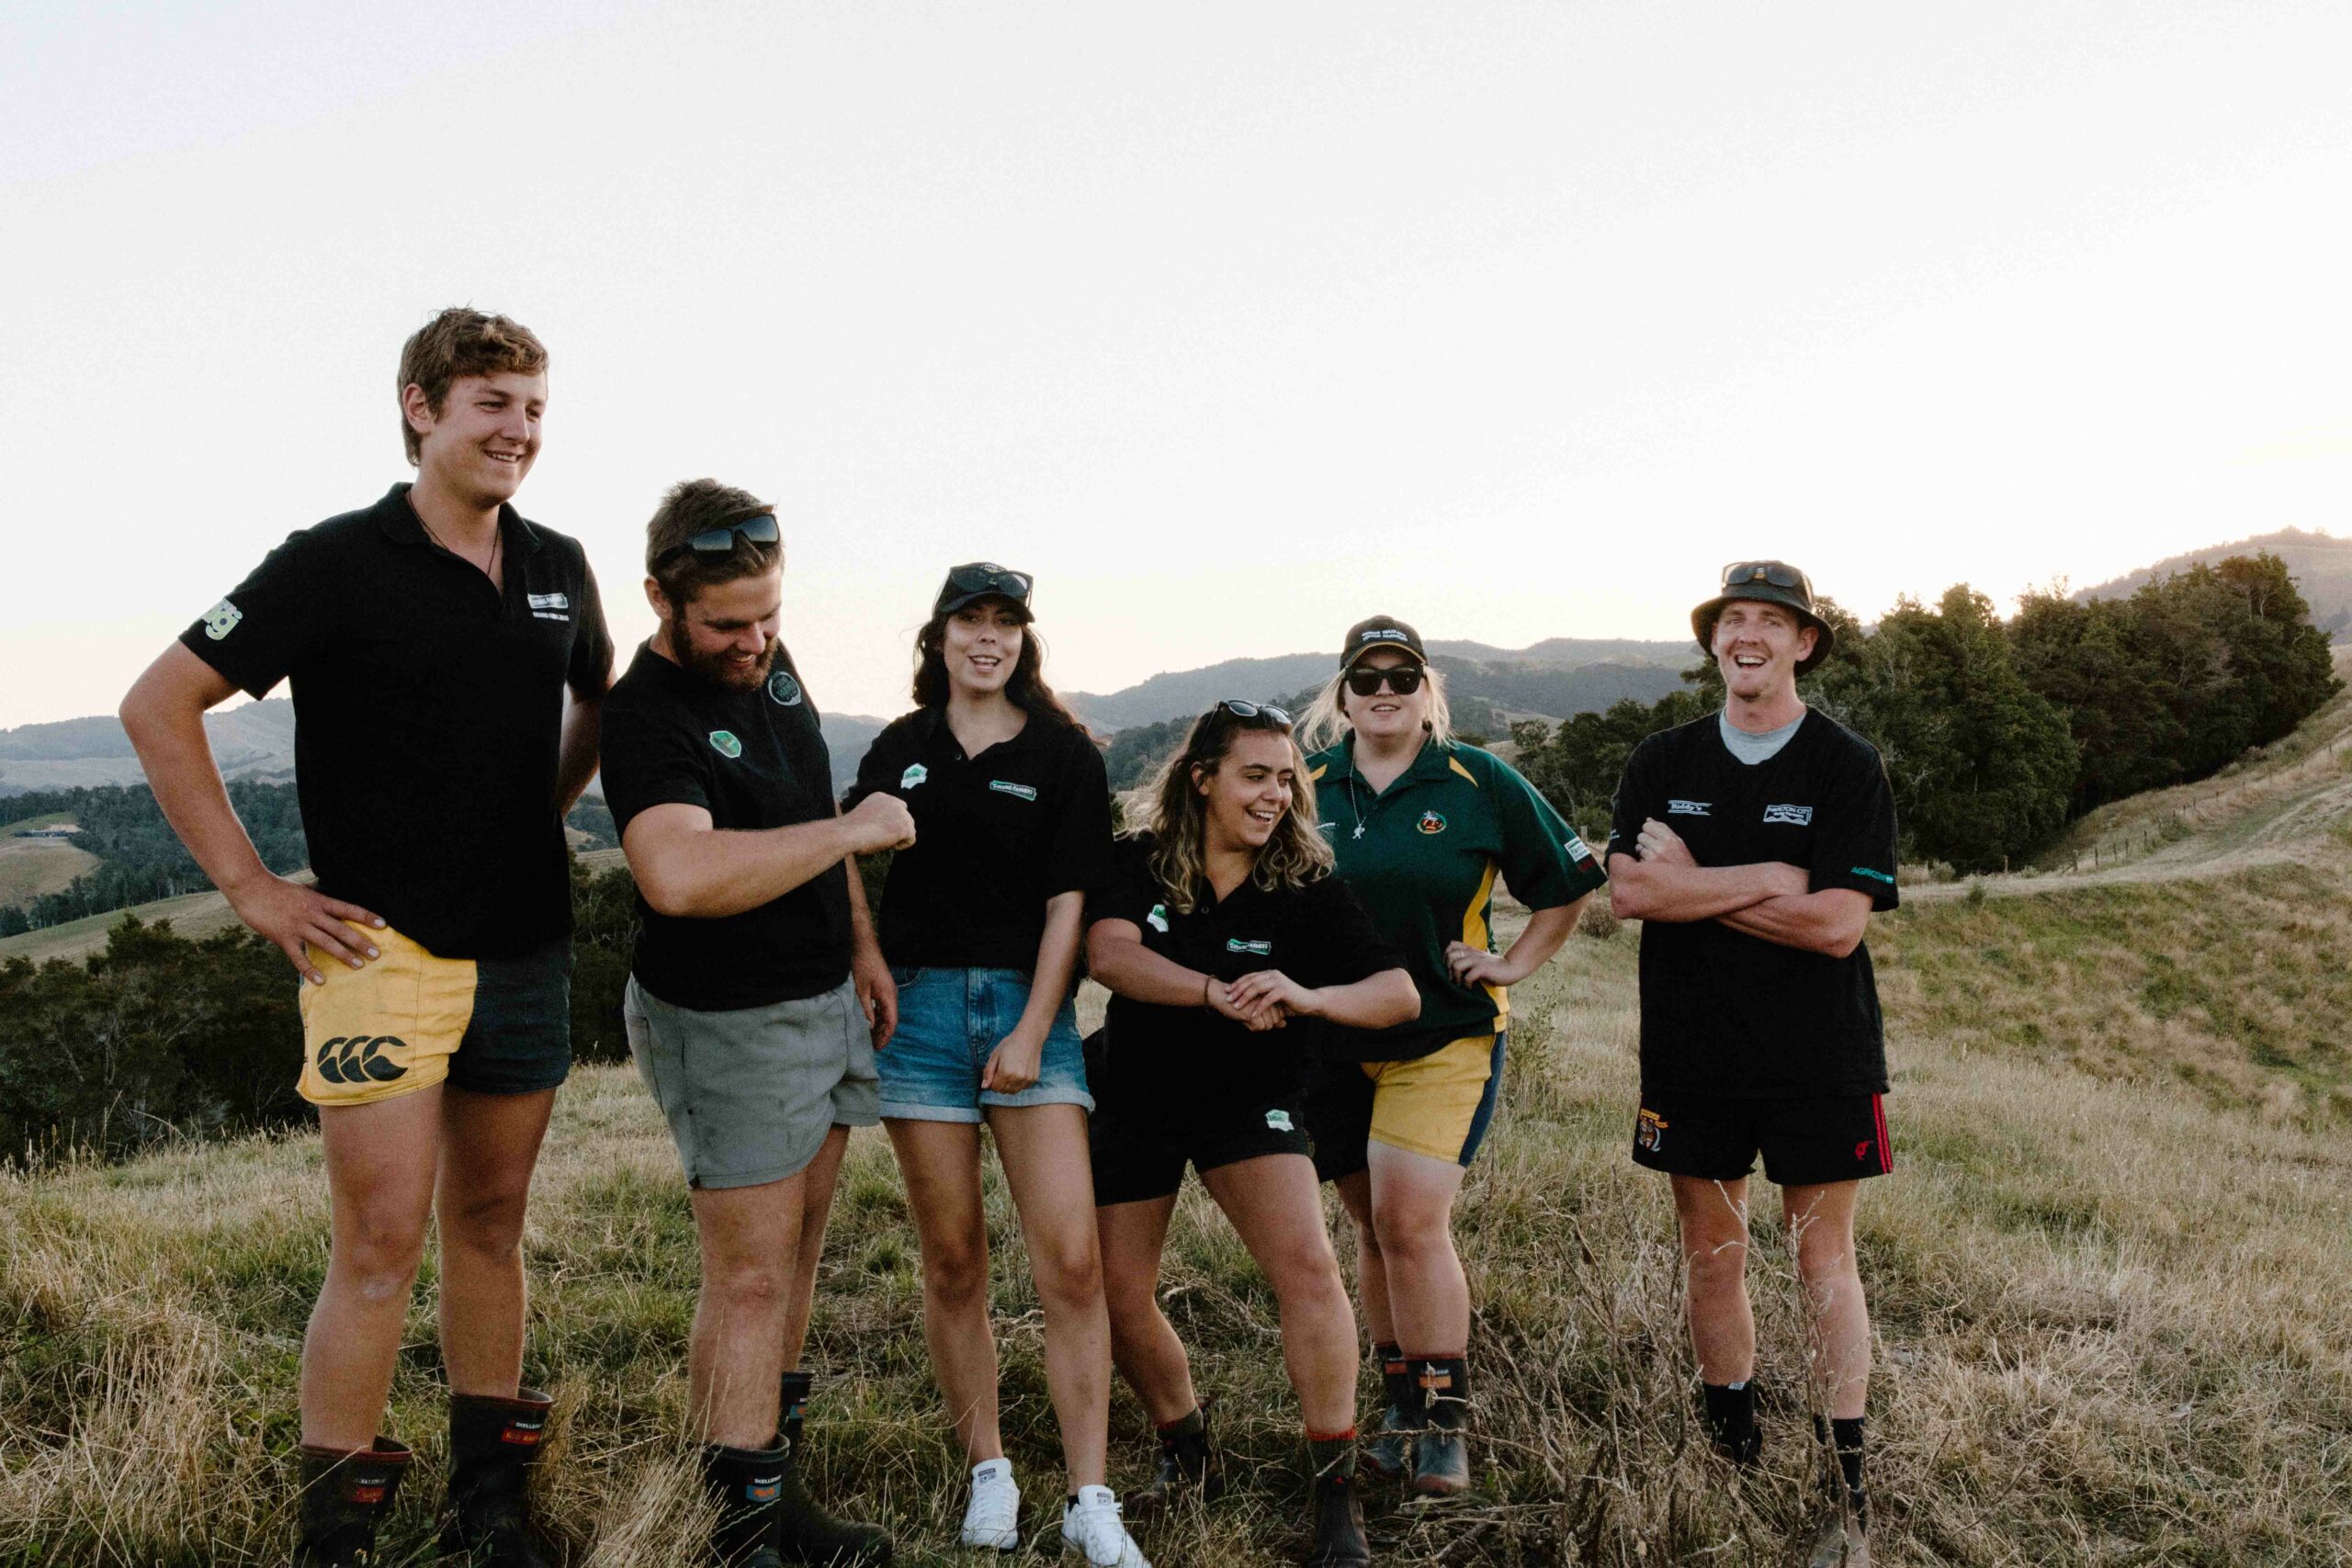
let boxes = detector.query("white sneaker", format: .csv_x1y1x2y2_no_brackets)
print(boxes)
1061,1484,1151,1567
960,1458,1022,1551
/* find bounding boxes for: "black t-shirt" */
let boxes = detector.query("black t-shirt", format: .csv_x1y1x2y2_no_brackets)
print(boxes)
178,484,613,959
842,708,1114,971
1089,835,1405,1113
1608,709,1900,1098
599,642,850,1011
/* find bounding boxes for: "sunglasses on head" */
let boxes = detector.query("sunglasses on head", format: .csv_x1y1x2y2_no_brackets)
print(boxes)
946,564,1034,602
1721,560,1811,595
1345,663,1425,697
1214,699,1292,727
659,513,781,564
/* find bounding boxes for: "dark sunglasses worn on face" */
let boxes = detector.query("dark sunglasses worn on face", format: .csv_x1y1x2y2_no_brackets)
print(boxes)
1216,699,1292,727
1345,664,1426,697
1721,560,1812,595
660,513,781,563
946,564,1034,604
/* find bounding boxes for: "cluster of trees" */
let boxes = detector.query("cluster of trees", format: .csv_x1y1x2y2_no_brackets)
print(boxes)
1513,554,2339,874
0,781,308,936
0,860,644,1166
0,783,618,936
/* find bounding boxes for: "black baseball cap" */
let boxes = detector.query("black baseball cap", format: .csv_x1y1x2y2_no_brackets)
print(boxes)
1340,615,1427,671
934,562,1035,618
1691,560,1834,675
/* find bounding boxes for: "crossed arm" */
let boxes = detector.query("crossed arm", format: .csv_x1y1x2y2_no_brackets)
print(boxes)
1605,818,1871,959
1085,919,1421,1033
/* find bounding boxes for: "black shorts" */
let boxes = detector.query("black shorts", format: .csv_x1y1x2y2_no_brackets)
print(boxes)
1630,1089,1892,1187
1088,1090,1313,1207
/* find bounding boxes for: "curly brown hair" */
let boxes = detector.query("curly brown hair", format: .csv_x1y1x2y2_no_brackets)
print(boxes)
395,308,548,466
1135,705,1333,915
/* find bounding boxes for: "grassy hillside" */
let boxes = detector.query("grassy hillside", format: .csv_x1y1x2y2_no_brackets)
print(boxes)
7,874,2350,1564
0,818,97,909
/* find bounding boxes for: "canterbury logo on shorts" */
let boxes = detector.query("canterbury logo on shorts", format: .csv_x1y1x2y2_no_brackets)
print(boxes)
297,925,479,1109
313,1034,411,1086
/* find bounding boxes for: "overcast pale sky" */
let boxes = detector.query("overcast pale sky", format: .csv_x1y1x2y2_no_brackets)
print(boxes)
4,0,2347,729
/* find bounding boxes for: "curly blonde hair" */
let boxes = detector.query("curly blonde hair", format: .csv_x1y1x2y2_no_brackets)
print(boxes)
1295,659,1456,754
1133,705,1333,915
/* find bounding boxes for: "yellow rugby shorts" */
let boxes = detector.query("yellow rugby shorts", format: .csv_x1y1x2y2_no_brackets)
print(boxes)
297,925,477,1108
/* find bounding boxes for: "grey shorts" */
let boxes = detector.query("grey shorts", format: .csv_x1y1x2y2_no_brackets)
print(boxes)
624,975,881,1190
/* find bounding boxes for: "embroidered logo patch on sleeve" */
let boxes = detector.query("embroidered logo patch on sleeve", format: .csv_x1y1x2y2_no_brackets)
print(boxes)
202,600,243,640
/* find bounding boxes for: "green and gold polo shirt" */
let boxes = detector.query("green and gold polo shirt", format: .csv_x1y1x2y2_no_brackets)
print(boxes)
1307,736,1604,1062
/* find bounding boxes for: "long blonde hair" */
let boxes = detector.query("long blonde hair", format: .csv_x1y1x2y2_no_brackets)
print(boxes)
1134,705,1334,915
1295,660,1456,754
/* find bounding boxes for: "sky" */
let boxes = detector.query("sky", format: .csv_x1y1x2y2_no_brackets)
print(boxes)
4,0,2348,729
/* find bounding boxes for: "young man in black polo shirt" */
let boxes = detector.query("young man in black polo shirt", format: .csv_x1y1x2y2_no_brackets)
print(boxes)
120,309,612,1567
1606,562,1898,1568
600,479,910,1568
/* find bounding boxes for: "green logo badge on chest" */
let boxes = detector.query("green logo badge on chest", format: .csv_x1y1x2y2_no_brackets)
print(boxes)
708,730,743,759
1265,1108,1295,1132
989,780,1038,801
1147,905,1170,933
1227,938,1272,955
766,671,803,706
1417,810,1447,835
900,762,929,789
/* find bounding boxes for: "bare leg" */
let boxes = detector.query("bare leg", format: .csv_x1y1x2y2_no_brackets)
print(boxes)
1334,1170,1395,1347
1670,1174,1755,1385
687,1174,808,1448
885,1119,1002,1463
435,1086,557,1396
1202,1156,1360,1433
1363,1141,1471,1352
1095,1194,1194,1425
1782,1181,1870,1420
989,1101,1112,1491
781,1124,853,1371
300,1088,444,1449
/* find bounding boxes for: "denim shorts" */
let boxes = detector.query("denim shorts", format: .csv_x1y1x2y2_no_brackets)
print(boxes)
880,966,1093,1122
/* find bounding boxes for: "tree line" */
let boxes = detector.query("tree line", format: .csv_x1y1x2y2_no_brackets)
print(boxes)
0,783,618,937
1511,553,2341,874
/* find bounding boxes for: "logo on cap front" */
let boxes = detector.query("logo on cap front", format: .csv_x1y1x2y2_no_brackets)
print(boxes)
1359,628,1409,645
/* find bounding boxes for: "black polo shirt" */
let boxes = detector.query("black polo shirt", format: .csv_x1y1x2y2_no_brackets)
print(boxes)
599,641,850,1011
1090,834,1404,1114
842,707,1114,971
179,483,612,959
1607,708,1900,1099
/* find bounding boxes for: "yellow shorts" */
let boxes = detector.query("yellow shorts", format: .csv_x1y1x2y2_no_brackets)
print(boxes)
297,925,477,1108
1305,1032,1508,1179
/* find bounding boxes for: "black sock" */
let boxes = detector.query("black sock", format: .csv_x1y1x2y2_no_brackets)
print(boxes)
1702,1382,1759,1463
1815,1416,1869,1520
1307,1431,1357,1482
1408,1353,1471,1432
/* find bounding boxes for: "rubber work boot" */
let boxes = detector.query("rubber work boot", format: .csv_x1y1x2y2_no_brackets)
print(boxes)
440,1388,554,1564
1305,1438,1371,1568
704,1438,791,1568
1361,1348,1419,1482
295,1437,413,1567
1407,1356,1470,1497
1123,1403,1225,1517
774,1370,893,1563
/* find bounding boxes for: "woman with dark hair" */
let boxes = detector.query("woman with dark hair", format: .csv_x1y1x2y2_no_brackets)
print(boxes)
1295,616,1605,1498
844,564,1147,1566
1086,701,1419,1568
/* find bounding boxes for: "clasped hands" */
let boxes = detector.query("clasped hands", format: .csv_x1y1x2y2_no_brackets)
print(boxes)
1207,969,1320,1032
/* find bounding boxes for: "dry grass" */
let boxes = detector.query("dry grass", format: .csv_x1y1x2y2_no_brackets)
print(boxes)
7,888,2351,1565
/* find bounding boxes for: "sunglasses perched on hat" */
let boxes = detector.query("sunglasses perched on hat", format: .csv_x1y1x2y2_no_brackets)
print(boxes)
1690,558,1835,675
934,562,1035,618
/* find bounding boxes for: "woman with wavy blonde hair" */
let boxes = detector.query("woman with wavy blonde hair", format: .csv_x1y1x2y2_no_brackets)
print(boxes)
1085,700,1419,1567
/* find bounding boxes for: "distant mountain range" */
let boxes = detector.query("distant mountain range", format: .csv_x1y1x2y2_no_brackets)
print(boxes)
2077,527,2352,638
1062,637,1693,731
